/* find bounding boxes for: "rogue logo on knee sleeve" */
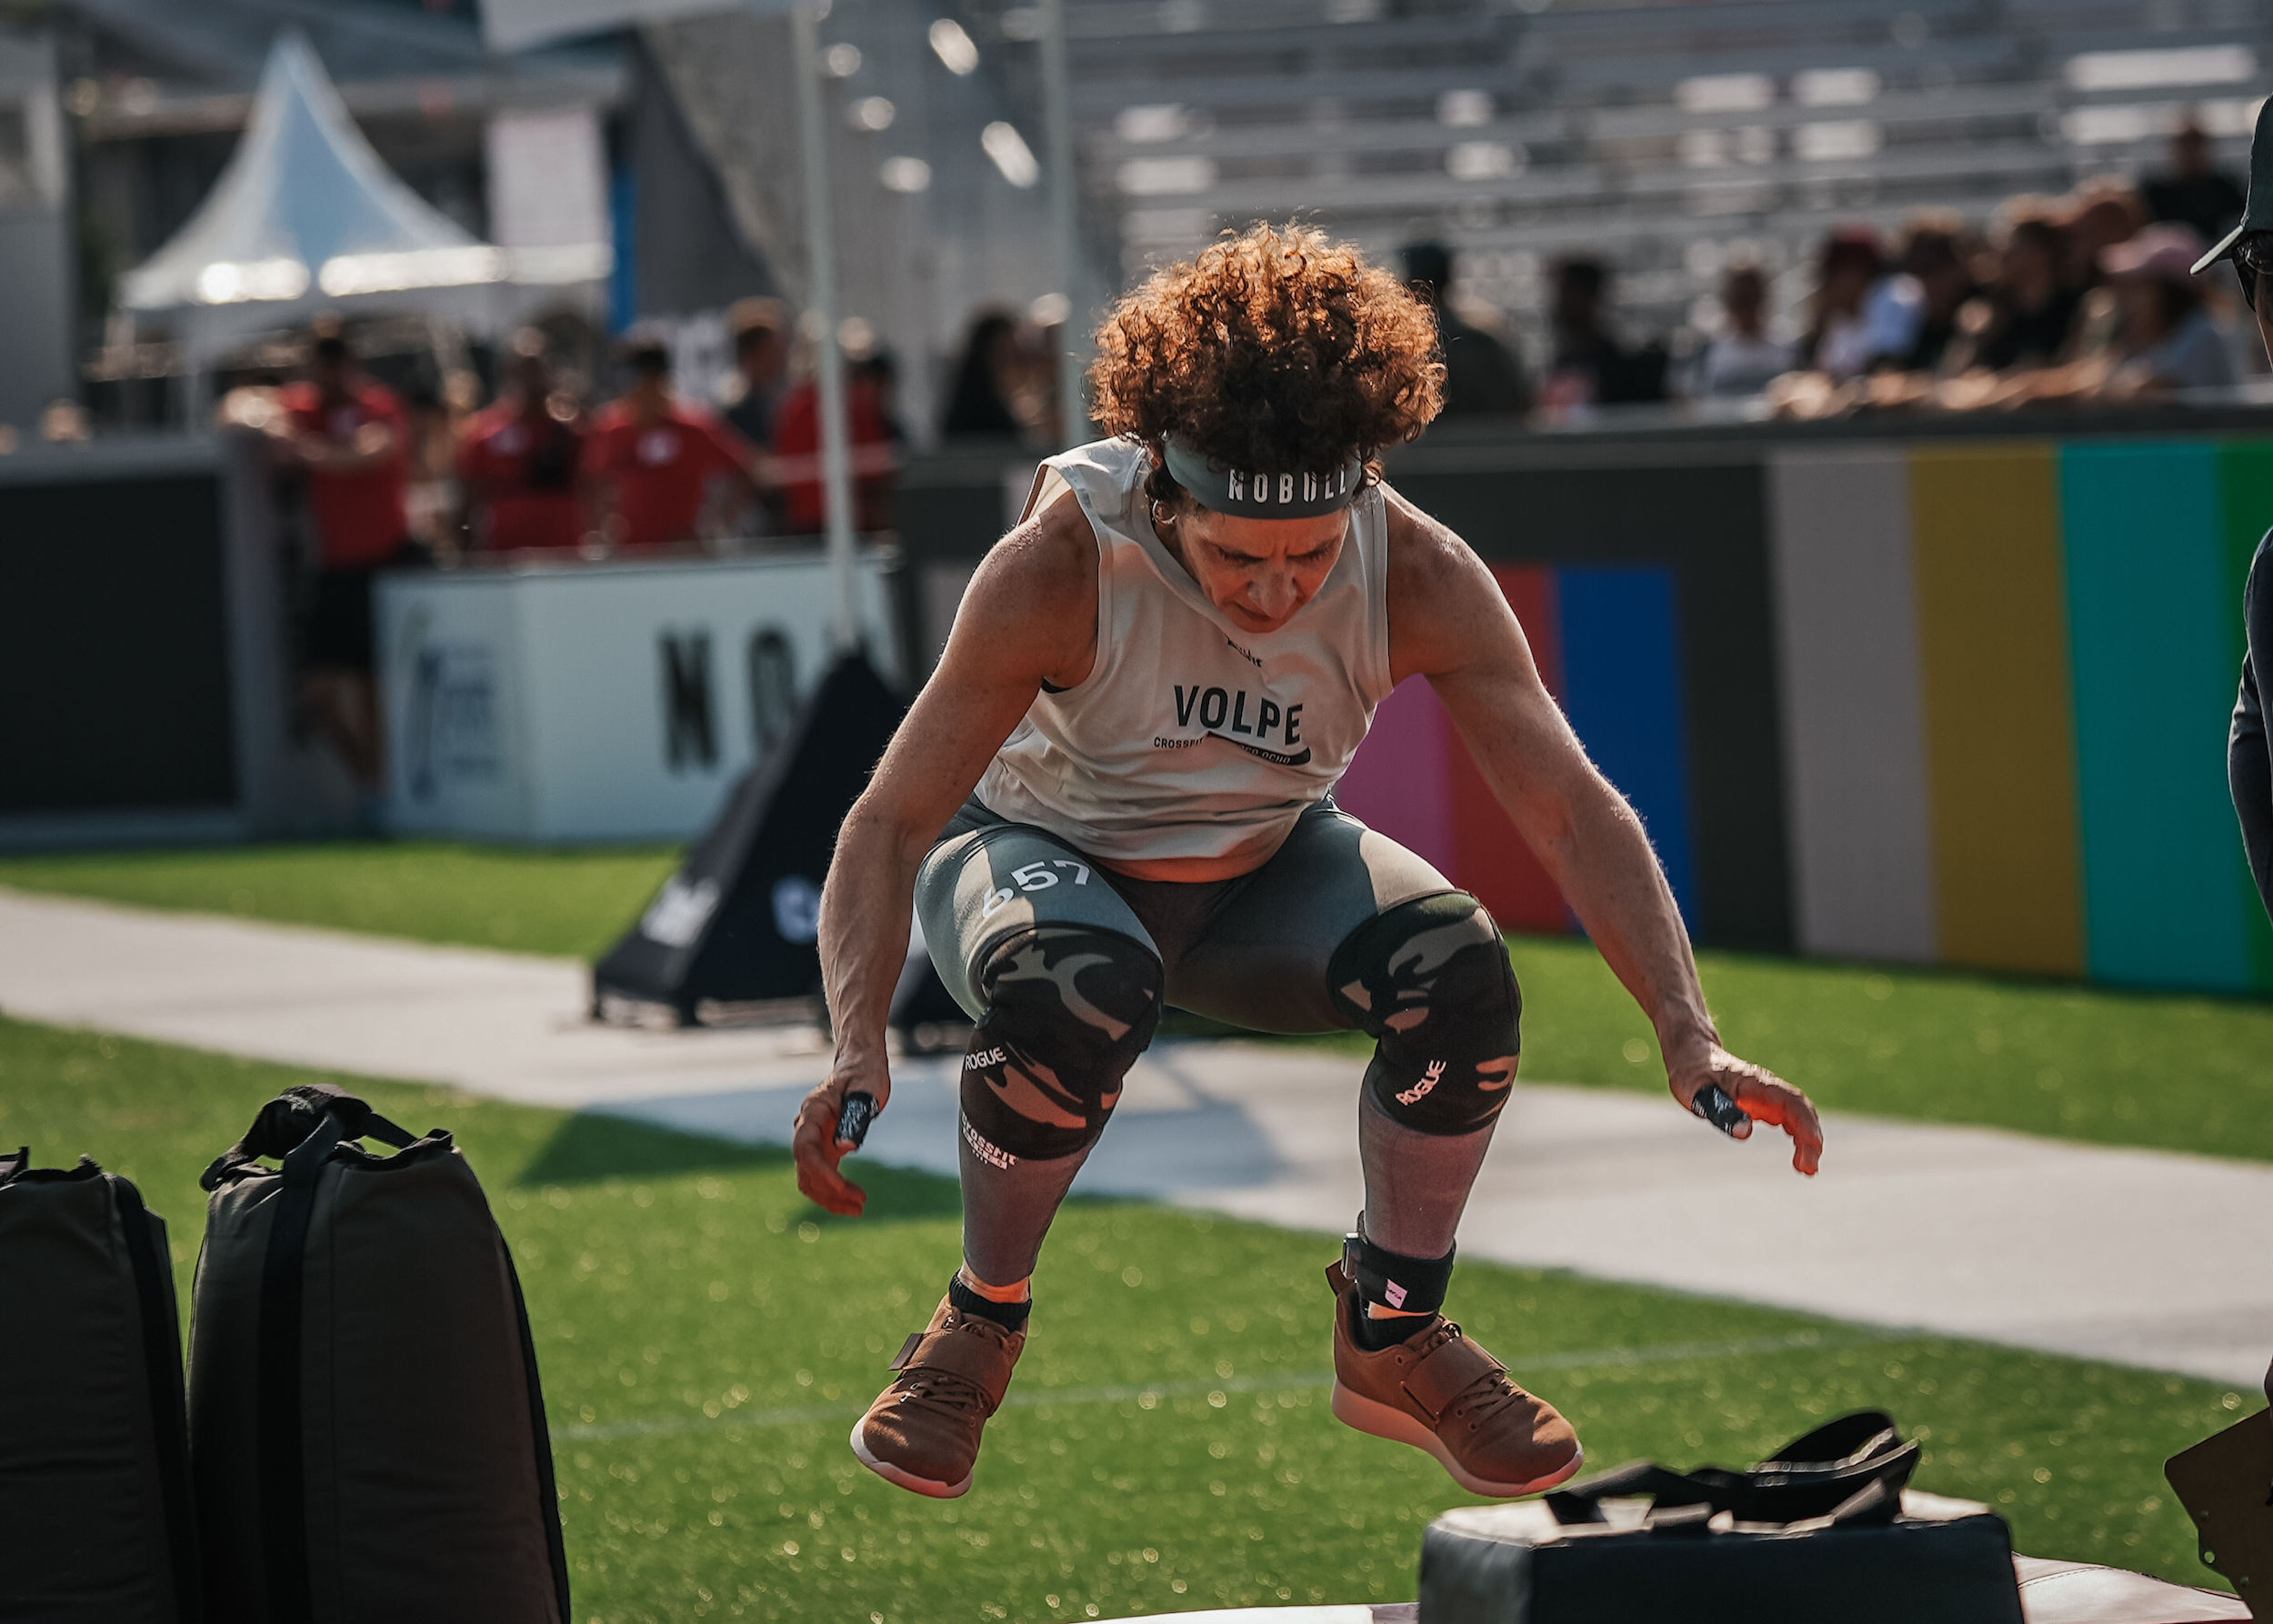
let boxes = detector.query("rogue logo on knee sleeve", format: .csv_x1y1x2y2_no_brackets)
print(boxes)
1396,1059,1447,1108
1330,892,1522,1136
958,924,1162,1162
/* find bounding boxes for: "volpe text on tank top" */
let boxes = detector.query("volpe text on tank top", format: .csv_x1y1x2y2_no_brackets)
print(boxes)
1159,668,1309,766
976,437,1396,869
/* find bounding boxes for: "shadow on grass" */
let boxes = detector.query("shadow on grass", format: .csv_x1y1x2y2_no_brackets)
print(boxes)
515,1109,966,1224
516,1111,793,1186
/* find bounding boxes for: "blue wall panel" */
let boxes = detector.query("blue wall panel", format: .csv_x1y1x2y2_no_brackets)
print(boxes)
1557,566,1697,929
2061,440,2250,990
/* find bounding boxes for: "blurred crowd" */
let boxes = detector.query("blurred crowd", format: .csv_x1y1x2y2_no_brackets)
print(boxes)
1413,121,2264,427
204,298,1075,795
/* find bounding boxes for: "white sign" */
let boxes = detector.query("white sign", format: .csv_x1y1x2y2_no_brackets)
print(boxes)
375,549,899,841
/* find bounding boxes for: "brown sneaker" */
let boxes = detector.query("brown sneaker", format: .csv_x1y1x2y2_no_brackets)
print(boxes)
849,1296,1024,1498
1326,1259,1583,1497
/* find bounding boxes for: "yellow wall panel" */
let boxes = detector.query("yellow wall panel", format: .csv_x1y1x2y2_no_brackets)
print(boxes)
1908,444,2083,975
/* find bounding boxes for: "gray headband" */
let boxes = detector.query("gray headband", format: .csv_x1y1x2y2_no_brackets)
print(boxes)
1160,440,1366,519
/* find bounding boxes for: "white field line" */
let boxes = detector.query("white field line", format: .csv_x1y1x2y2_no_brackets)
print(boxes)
555,1326,1908,1444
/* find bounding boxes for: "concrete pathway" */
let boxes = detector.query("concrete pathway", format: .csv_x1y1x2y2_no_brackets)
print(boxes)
3,887,2268,1388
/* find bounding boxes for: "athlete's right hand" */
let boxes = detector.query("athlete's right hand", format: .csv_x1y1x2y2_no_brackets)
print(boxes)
792,1068,892,1217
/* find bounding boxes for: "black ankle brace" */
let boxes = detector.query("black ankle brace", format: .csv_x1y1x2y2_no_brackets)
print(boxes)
1343,1225,1456,1318
948,1274,1031,1333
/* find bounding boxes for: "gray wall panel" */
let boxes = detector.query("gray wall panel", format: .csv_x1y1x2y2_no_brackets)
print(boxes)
1768,447,1937,962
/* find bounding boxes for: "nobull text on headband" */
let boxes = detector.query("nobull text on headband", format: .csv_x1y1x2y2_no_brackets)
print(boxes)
1159,440,1366,519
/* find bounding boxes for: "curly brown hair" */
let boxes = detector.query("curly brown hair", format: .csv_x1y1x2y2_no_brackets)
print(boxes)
1089,223,1445,503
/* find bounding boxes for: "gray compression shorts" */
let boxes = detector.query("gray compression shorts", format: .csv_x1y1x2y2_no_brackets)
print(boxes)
914,795,1453,1033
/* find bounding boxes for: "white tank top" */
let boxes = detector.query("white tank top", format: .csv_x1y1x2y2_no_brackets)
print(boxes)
976,437,1395,870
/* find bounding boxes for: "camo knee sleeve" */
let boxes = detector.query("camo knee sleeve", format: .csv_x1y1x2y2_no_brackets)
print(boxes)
957,924,1163,1168
1329,891,1521,1136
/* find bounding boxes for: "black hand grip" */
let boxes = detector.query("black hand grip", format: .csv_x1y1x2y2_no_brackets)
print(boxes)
1689,1081,1751,1136
836,1091,879,1148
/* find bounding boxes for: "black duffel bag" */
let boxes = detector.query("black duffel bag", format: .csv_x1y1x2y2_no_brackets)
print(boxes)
1419,1410,2025,1624
0,1148,201,1623
189,1085,568,1624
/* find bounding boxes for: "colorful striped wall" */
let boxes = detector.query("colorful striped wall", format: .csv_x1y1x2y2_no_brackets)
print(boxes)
1343,435,2273,993
1774,437,2273,992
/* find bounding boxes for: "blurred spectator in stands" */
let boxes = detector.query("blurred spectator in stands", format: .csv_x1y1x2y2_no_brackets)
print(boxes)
403,367,478,555
941,309,1029,438
772,332,896,536
2146,120,2248,255
1690,261,1792,398
2098,224,2236,396
1973,214,2083,372
456,328,586,555
279,325,412,793
1401,240,1529,417
720,296,791,446
856,348,910,448
38,397,91,442
2065,177,2150,294
586,332,761,549
1539,257,1667,415
1895,215,1977,374
1798,226,1922,380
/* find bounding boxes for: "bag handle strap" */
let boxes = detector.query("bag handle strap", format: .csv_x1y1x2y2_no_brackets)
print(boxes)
1549,1411,1918,1527
1548,1460,1728,1523
202,1084,416,1190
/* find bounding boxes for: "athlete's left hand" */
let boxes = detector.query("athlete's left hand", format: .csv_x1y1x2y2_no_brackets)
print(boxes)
1667,1045,1823,1176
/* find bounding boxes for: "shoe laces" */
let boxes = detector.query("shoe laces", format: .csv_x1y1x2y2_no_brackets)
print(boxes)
1417,1320,1529,1430
893,1317,1014,1417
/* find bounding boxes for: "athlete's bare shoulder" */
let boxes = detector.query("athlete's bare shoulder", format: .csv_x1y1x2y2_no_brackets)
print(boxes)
1377,480,1513,683
948,487,1099,689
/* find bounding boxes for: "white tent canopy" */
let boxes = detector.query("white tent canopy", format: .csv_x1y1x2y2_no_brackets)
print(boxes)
121,32,603,366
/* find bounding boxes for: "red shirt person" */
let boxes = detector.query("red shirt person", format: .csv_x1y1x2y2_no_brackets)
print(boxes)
586,336,758,549
275,327,408,792
281,346,409,573
770,367,896,535
457,333,585,554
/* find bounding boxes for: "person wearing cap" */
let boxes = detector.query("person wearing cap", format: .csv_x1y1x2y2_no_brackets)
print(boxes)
791,223,1823,1503
2096,222,2236,396
586,333,761,549
2198,95,2273,1413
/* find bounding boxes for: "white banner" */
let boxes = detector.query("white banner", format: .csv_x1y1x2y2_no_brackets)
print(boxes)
375,549,899,841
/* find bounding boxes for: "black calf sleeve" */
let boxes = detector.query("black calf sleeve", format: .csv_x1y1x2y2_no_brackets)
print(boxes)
1329,890,1521,1136
957,923,1163,1166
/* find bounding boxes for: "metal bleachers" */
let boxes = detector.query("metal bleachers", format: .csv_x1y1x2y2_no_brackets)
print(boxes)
957,0,2273,355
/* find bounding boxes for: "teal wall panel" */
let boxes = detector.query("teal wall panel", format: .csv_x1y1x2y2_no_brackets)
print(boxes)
2062,441,2252,990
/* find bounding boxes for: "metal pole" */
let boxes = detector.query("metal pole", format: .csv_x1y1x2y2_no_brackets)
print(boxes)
791,1,860,651
1037,0,1086,448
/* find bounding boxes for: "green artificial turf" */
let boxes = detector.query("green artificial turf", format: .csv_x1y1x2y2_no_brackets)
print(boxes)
1499,938,2273,1164
8,837,2273,1159
2,1012,2248,1621
0,840,678,959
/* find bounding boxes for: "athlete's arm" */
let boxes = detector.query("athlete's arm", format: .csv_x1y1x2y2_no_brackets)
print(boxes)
793,494,1098,1215
1381,488,1822,1175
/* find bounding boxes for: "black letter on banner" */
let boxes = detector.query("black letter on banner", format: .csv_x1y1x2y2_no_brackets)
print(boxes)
662,631,717,770
746,627,796,758
1199,687,1229,728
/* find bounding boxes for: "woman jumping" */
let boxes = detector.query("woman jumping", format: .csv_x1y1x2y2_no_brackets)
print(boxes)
794,223,1823,1501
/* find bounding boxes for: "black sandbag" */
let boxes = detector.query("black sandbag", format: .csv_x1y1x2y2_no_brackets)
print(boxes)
0,1148,201,1623
1419,1411,2025,1624
188,1086,567,1624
